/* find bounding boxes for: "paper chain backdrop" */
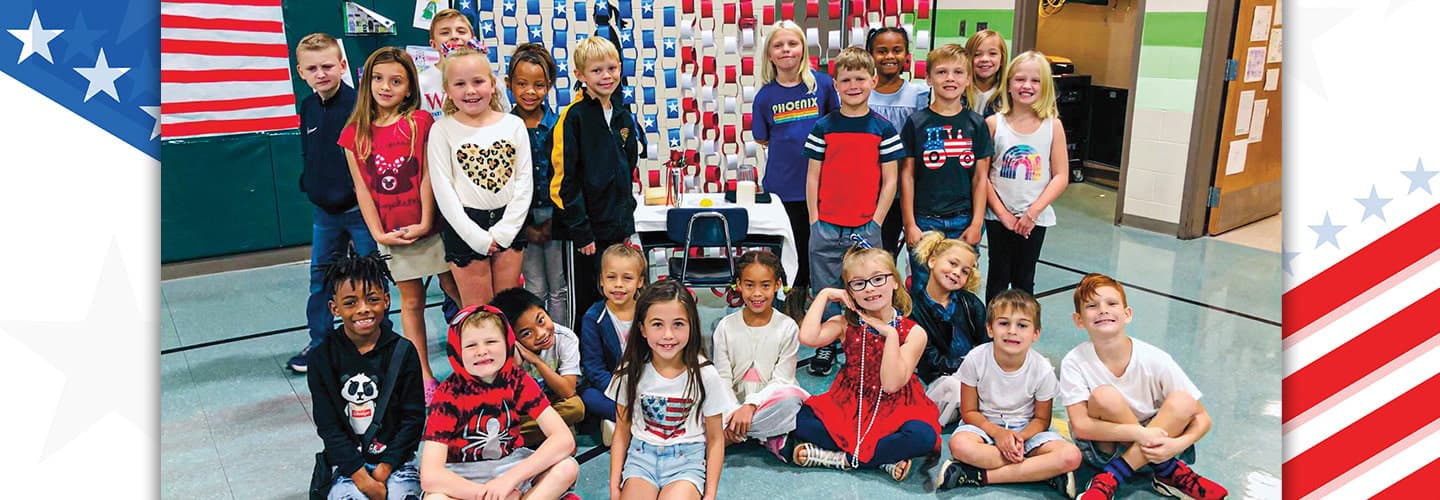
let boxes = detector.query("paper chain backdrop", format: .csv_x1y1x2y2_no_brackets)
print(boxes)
460,0,934,194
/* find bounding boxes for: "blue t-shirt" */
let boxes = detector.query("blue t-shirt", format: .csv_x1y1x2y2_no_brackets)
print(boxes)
752,70,839,202
869,81,930,130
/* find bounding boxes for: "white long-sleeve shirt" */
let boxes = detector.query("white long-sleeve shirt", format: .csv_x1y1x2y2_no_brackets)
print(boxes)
427,113,533,253
710,310,801,407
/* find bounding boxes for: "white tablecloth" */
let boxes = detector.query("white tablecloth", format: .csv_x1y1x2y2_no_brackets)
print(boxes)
633,193,800,280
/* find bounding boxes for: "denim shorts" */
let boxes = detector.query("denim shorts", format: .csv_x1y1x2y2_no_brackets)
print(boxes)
440,206,529,266
954,420,1067,455
621,440,707,494
328,460,422,500
1077,437,1196,468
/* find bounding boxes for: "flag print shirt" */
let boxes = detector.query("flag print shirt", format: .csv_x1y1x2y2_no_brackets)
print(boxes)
607,359,737,446
900,107,994,218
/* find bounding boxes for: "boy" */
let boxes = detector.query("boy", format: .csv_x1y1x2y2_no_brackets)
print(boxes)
926,289,1080,496
420,9,500,119
900,44,992,287
420,306,580,500
291,33,388,373
1063,274,1228,500
801,46,905,376
550,36,641,326
490,287,587,446
307,252,425,499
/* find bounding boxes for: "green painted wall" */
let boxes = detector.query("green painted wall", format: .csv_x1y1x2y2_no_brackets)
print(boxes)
933,9,1014,46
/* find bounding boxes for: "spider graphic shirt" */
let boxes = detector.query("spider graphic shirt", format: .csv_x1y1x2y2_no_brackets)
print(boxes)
423,370,549,462
338,110,437,237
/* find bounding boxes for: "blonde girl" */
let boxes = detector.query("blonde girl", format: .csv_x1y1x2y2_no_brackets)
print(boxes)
428,47,533,308
338,46,459,401
964,29,1008,117
983,51,1070,302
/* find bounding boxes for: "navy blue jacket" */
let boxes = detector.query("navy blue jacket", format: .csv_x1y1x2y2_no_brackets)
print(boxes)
911,286,989,384
549,91,639,247
578,301,626,392
299,84,359,214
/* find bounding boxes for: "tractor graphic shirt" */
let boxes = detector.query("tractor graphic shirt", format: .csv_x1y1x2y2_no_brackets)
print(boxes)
899,108,994,218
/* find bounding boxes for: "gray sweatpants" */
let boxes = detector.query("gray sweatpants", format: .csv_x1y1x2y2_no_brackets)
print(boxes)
809,220,882,319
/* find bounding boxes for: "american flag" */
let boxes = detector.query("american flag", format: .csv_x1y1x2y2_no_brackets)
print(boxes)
640,394,694,440
921,124,974,171
159,0,296,138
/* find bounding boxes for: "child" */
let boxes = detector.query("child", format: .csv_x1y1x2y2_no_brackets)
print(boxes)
507,43,572,329
607,279,737,500
752,20,840,299
428,47,533,307
900,44,993,260
963,30,1008,117
866,27,931,258
802,47,906,376
290,32,388,374
339,46,460,402
420,8,494,119
908,231,987,386
1062,274,1228,500
984,51,1069,301
710,251,810,457
490,287,586,446
792,245,939,482
551,36,641,325
578,244,648,439
925,289,1081,496
419,305,579,499
306,252,425,499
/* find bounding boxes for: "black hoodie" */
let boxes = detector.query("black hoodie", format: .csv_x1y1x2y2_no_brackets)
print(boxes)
307,325,425,476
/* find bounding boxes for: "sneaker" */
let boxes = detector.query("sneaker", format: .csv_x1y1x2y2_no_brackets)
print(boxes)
559,492,582,500
1078,472,1120,500
287,346,312,373
793,442,851,470
601,419,615,447
423,379,440,406
1153,461,1229,499
924,459,983,491
808,341,837,376
1048,471,1077,498
880,459,912,482
764,434,789,463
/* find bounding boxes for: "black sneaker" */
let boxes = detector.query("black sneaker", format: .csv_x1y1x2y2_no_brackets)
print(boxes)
1048,470,1076,498
287,345,312,373
925,459,983,491
808,341,837,376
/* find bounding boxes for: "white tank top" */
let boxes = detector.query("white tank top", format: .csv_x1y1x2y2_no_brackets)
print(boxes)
988,114,1057,227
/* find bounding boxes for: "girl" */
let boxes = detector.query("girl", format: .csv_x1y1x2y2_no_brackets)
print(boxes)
792,245,940,482
752,20,839,297
866,26,931,258
578,244,648,440
964,29,1008,117
419,305,579,499
506,43,571,328
428,47,533,308
984,51,1069,302
710,251,810,458
910,231,987,385
338,46,459,401
421,8,494,119
607,279,736,500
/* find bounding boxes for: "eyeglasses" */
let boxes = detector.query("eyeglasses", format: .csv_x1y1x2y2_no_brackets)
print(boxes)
846,273,893,291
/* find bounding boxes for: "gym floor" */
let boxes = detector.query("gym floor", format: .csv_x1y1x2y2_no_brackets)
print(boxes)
161,183,1281,499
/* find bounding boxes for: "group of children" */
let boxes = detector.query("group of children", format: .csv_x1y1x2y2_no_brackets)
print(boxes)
296,9,1228,500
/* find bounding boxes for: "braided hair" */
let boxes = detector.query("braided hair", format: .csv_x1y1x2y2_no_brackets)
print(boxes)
321,249,393,297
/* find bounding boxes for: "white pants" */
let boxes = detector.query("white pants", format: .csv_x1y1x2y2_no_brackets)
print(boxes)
724,383,810,439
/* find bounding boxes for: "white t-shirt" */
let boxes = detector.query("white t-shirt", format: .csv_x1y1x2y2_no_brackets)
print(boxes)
972,87,998,114
607,360,737,445
522,324,582,385
710,311,800,406
954,342,1058,427
1058,337,1203,423
607,307,632,351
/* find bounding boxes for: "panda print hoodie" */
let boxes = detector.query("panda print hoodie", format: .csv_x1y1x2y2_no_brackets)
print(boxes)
307,323,426,477
423,305,551,463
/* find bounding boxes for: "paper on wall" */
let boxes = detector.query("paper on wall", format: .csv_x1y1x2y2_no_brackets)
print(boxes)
1235,90,1255,136
1264,68,1279,91
1245,47,1266,82
406,46,440,73
1274,0,1282,25
337,42,354,87
1249,99,1268,142
1226,139,1249,176
414,0,442,31
1252,6,1273,41
1267,29,1282,63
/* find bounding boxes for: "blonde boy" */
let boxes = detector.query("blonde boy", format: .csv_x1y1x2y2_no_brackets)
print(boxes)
550,37,641,325
1062,273,1228,500
926,289,1080,496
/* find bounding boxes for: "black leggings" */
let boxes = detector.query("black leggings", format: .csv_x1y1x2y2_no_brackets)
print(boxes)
984,220,1048,301
792,404,936,468
782,200,811,290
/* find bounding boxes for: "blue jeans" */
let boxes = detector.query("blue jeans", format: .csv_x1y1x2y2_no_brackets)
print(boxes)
908,213,973,289
328,461,421,500
307,207,384,348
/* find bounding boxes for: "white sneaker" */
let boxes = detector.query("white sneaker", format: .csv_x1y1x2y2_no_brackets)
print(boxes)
602,419,615,447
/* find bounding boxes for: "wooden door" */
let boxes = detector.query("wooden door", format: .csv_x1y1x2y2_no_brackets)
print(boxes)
1208,0,1283,234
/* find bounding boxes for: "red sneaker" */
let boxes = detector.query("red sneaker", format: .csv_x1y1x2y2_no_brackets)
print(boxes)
1153,461,1229,499
1078,472,1120,500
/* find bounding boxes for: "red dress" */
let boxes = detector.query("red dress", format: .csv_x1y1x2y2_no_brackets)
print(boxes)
804,316,940,463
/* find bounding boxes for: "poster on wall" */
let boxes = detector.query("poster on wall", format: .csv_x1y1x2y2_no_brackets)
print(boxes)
1267,29,1282,63
1265,68,1280,91
1226,139,1249,176
1251,6,1273,41
1245,47,1267,82
1235,90,1255,136
406,45,440,74
1248,99,1268,142
414,0,443,30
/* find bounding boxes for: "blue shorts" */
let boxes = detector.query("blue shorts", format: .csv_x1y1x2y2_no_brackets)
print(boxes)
954,421,1067,455
621,440,707,494
328,460,421,500
1077,437,1197,469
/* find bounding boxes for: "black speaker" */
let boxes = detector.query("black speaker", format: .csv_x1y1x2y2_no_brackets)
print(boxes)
1088,86,1128,168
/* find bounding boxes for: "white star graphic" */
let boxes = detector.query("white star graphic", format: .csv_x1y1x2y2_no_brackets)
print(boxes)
8,11,64,64
641,115,652,129
74,49,130,102
556,4,567,15
1354,185,1391,222
461,0,472,8
504,0,515,13
643,2,654,14
531,26,542,39
623,87,634,99
482,21,495,36
643,60,655,73
141,105,160,140
3,244,152,458
620,30,631,43
664,39,675,50
669,137,680,148
1403,158,1437,195
668,102,679,114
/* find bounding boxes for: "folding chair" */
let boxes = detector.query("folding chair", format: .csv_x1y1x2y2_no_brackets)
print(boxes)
665,207,748,287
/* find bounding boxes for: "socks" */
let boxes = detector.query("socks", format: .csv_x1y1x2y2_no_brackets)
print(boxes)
1154,458,1180,478
1103,457,1135,482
